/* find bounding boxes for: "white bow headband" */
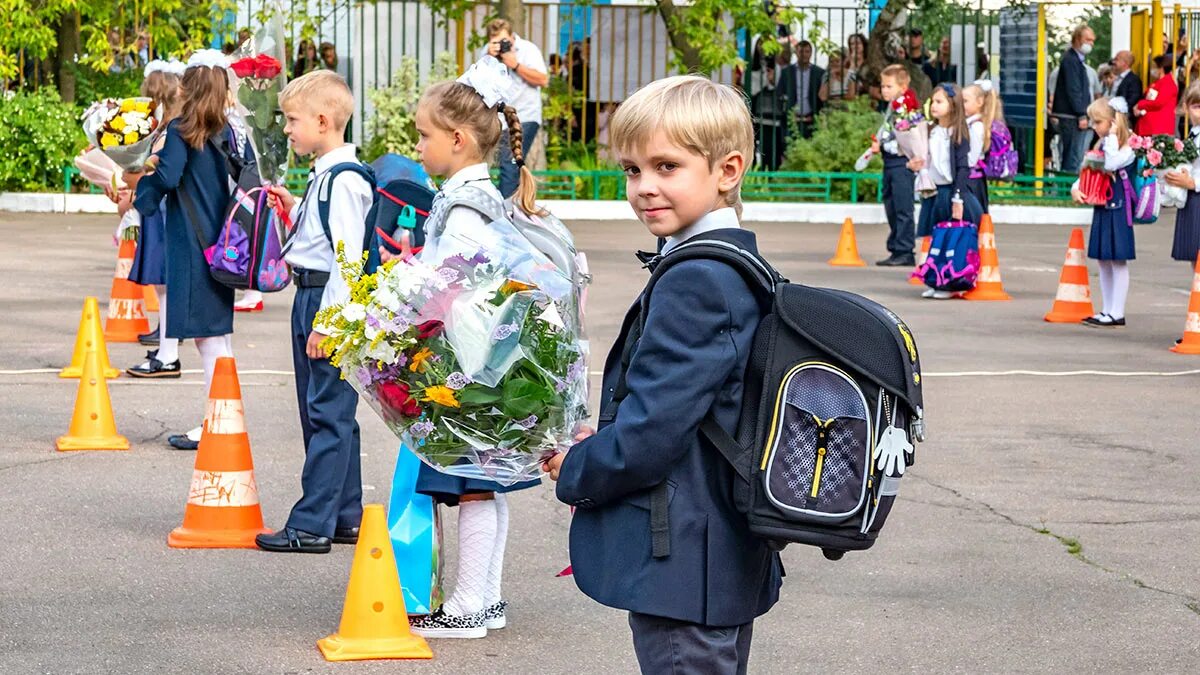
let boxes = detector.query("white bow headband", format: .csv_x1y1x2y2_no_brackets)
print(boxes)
144,59,186,78
187,49,228,70
1109,96,1129,114
972,78,993,93
457,56,511,109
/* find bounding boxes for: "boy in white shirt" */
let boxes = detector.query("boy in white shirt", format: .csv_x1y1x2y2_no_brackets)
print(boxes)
259,70,374,553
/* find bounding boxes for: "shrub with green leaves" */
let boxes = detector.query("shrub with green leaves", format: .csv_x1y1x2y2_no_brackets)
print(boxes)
781,97,883,201
0,89,86,191
363,52,458,162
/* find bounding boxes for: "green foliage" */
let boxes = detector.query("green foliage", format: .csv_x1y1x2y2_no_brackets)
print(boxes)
780,97,881,201
555,142,623,200
1079,7,1111,70
362,52,458,163
68,65,143,104
0,88,86,190
542,75,585,168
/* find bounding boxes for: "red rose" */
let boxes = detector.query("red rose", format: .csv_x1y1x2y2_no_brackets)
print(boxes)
230,57,257,79
254,54,282,79
416,320,444,339
377,381,422,418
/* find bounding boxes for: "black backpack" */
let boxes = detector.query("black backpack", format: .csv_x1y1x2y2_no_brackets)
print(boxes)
618,232,925,561
318,163,436,275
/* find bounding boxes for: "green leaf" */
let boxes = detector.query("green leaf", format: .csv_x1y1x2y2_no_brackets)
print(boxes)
456,386,503,406
500,377,553,419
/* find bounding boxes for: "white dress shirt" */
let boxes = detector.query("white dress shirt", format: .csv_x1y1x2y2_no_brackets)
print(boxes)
967,114,985,167
1099,133,1135,172
283,144,374,333
479,35,548,126
662,207,742,255
929,125,954,185
417,163,506,264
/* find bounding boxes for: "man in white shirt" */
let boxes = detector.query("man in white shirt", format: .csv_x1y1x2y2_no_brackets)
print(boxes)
482,19,549,198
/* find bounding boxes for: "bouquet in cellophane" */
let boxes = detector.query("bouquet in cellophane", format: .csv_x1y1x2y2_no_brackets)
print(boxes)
81,97,162,172
318,219,590,486
887,89,936,196
1131,133,1199,208
229,11,289,188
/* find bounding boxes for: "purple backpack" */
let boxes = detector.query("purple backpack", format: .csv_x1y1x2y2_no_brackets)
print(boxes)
180,131,291,292
982,121,1019,179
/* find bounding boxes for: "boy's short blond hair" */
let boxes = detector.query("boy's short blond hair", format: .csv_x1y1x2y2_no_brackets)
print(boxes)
279,69,354,131
610,75,754,213
880,64,910,86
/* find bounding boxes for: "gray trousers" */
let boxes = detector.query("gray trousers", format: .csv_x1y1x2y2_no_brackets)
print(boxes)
628,612,754,675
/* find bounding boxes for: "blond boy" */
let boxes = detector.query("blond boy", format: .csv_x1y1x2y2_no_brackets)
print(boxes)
873,64,919,266
545,76,782,674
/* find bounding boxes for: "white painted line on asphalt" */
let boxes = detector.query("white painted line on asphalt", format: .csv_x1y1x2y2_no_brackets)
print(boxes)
925,369,1200,378
1009,266,1058,273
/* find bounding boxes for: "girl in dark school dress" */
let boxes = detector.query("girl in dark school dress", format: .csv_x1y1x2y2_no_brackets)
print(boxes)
1071,96,1136,328
125,50,238,449
1166,85,1200,270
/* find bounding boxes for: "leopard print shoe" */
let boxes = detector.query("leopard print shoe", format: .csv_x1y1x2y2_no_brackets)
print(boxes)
410,608,488,639
482,600,508,630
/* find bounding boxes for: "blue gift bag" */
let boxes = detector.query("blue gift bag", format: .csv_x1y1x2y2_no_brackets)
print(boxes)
387,448,441,615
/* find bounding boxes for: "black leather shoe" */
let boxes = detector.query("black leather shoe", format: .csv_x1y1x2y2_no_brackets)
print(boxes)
138,327,160,346
876,254,916,267
256,527,332,553
127,352,181,379
167,434,199,450
333,527,360,544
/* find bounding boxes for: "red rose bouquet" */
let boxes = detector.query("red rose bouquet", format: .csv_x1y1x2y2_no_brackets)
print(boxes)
230,14,289,187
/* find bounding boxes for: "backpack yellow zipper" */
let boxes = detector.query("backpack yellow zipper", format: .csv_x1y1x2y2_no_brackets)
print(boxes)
810,415,835,499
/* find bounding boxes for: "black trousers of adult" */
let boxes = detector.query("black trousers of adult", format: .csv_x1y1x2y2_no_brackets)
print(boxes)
882,158,917,255
285,283,363,538
628,612,754,675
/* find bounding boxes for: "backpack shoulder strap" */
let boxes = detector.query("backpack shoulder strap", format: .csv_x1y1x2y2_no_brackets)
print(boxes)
431,184,510,237
317,161,377,249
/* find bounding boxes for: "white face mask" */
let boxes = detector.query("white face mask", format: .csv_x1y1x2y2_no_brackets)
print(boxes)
1080,42,1094,56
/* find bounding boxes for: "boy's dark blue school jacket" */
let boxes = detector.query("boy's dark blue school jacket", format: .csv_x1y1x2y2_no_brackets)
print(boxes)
555,228,783,628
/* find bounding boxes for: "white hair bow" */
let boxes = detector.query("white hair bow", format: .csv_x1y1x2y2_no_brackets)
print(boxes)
1109,96,1129,114
973,78,993,93
187,49,228,70
144,60,170,78
457,56,512,109
165,59,187,76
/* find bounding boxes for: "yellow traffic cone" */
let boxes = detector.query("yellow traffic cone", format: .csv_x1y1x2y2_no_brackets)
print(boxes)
57,350,129,451
60,297,120,379
318,504,433,661
828,218,867,267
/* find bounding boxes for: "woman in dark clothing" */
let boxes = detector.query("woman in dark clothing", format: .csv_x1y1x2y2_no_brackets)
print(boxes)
125,52,236,450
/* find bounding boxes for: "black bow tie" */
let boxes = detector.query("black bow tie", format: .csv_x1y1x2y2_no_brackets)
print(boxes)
635,250,662,271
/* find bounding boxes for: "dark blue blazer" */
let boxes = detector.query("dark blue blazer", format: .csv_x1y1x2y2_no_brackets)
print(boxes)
134,121,238,339
555,228,783,627
1052,48,1091,118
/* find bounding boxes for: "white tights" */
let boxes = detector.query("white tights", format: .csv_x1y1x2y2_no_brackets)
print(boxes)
187,334,233,441
1097,260,1130,319
154,285,180,364
442,493,510,616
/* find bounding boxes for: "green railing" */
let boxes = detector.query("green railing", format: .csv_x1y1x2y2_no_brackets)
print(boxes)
61,165,1080,207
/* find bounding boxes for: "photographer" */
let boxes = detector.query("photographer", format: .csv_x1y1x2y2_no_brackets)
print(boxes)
482,19,549,198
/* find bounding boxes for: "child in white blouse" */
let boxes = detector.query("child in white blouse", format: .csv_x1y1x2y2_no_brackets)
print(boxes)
1071,97,1136,327
1165,85,1200,280
962,81,991,213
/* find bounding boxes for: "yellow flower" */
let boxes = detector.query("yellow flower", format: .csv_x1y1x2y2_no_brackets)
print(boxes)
421,385,460,408
133,101,150,114
100,133,120,148
409,347,434,372
500,279,536,295
123,132,139,145
119,99,135,113
109,116,127,132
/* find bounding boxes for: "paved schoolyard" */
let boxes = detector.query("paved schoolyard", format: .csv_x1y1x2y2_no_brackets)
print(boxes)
1,211,1197,674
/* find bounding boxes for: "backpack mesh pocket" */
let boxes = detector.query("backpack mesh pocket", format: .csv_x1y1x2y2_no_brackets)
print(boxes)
762,364,870,520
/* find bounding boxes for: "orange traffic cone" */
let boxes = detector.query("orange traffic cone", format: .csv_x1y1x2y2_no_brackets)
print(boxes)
60,297,120,379
964,215,1012,301
143,284,159,313
1044,228,1095,323
909,236,931,285
57,350,129,451
168,357,270,548
1171,254,1200,354
105,239,150,342
318,504,433,661
828,218,866,267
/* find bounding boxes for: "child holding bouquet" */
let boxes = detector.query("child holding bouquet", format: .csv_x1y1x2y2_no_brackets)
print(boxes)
397,59,544,639
913,83,984,298
124,60,184,379
124,51,238,450
1071,97,1136,327
870,65,921,267
1165,86,1200,284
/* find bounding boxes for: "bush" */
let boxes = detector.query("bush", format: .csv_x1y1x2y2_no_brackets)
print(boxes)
0,89,86,191
780,97,883,201
362,52,458,162
69,65,143,105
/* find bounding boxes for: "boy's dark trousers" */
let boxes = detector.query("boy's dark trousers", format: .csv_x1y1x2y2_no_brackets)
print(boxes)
882,153,916,256
629,613,754,675
285,277,363,538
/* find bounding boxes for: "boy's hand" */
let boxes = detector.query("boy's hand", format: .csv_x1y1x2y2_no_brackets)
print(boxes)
543,452,566,481
378,231,414,263
870,138,880,154
906,157,924,171
306,330,328,359
266,185,296,214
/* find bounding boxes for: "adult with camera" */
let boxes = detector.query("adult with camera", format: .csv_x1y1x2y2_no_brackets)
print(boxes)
482,19,549,198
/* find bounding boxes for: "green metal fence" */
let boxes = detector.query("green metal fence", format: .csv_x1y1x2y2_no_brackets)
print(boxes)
61,165,1079,207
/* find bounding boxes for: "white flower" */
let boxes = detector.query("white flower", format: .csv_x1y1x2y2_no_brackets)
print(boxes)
365,339,398,364
341,303,367,322
372,288,402,313
364,324,379,341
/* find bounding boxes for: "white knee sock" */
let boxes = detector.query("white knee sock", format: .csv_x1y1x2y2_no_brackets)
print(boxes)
195,334,233,395
443,499,497,616
1109,261,1130,319
485,493,510,607
155,285,180,364
1097,261,1114,317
